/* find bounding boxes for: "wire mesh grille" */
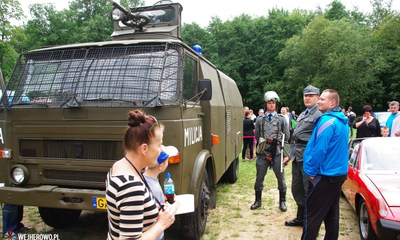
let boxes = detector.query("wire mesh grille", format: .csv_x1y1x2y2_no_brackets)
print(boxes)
20,139,123,160
43,169,107,183
2,43,184,108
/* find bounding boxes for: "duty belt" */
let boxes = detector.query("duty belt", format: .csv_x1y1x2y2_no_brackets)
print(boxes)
294,138,308,145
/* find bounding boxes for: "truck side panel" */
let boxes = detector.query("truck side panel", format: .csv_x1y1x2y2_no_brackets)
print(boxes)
199,61,227,182
217,71,243,165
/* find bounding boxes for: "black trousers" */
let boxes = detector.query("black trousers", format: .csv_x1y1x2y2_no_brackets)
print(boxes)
301,175,346,240
242,138,254,159
291,160,308,206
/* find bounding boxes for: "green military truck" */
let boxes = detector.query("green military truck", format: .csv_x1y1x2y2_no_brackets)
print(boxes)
0,1,243,239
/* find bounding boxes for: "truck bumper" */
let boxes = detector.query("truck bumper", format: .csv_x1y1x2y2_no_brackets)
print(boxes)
0,185,106,211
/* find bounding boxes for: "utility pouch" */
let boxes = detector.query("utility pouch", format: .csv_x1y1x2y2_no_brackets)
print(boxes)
256,116,268,155
256,137,267,154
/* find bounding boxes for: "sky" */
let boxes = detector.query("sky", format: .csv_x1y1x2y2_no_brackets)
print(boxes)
16,0,400,27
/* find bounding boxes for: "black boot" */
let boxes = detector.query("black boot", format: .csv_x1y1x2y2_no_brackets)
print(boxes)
250,191,262,210
285,205,304,226
279,191,287,212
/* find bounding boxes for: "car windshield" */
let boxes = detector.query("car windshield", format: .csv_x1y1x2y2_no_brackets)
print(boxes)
361,138,400,171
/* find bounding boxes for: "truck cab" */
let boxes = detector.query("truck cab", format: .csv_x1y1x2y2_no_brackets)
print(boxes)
0,1,243,239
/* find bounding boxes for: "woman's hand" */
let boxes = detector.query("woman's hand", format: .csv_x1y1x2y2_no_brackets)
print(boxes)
156,206,175,230
156,200,181,230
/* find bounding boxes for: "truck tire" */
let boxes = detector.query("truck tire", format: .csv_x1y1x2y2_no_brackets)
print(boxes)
181,169,210,240
38,207,81,228
224,157,239,183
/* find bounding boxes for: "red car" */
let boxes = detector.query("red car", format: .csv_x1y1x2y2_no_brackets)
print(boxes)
342,137,400,240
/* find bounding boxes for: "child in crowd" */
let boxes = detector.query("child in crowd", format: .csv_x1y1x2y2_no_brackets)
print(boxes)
144,147,170,240
381,126,390,137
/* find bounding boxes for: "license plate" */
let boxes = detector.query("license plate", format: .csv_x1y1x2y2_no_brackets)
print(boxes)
92,197,107,209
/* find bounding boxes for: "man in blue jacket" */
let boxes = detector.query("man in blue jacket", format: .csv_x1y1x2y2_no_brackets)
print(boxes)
301,89,349,240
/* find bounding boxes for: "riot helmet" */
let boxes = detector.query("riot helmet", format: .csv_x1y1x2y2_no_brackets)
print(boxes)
264,91,280,102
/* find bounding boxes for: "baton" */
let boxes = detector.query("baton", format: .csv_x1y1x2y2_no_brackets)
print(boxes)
281,134,285,173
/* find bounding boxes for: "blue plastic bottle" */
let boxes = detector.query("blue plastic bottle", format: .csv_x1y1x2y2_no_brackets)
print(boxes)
164,172,175,204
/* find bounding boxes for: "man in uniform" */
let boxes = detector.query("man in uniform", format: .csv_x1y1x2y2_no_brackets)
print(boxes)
250,91,290,212
301,89,349,240
284,85,322,227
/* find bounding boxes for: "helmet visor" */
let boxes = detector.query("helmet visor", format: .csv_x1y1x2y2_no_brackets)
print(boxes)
266,97,279,102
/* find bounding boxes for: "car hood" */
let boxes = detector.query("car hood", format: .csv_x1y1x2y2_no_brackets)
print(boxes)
367,174,400,207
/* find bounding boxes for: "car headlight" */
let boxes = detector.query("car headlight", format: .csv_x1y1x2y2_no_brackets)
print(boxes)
11,165,29,185
378,198,388,217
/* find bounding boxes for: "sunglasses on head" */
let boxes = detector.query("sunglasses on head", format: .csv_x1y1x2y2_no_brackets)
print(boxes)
148,115,159,131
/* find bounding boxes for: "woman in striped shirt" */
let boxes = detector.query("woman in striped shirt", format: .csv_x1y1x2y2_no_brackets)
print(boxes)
106,110,176,240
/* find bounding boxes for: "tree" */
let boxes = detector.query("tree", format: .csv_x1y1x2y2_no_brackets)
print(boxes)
373,13,400,104
0,0,24,41
203,9,314,111
247,9,314,110
279,16,382,110
182,22,209,52
370,0,394,29
0,0,24,81
324,0,349,20
23,0,143,50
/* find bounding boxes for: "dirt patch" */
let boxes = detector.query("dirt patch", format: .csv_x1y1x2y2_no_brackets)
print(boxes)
1,161,360,240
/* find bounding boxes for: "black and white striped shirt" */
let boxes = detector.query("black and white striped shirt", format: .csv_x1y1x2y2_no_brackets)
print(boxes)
106,169,159,240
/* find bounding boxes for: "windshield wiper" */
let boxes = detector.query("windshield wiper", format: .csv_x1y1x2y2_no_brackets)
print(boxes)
83,98,139,106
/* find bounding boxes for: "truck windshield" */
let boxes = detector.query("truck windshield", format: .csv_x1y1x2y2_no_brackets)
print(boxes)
1,43,184,108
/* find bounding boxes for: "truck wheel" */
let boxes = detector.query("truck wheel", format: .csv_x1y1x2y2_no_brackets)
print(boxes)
181,169,210,240
224,157,239,183
38,207,81,228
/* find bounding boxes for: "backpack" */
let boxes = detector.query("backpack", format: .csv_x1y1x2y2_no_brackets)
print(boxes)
348,112,356,123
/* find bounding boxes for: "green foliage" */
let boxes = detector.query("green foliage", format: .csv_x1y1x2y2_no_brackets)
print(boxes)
373,13,400,106
369,0,396,29
1,0,400,111
0,40,18,82
0,0,24,82
279,16,382,110
324,0,349,20
0,0,24,41
201,9,314,111
182,22,209,51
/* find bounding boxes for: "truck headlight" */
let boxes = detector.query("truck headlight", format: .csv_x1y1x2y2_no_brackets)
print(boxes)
11,165,29,185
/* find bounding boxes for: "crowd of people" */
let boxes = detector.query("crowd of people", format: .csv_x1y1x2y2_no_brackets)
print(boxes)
343,101,400,138
242,86,400,240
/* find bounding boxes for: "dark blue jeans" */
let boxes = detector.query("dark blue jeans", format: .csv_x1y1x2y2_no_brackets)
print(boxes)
2,204,24,235
348,123,354,137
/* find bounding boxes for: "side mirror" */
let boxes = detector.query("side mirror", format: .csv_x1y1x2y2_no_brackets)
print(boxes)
198,79,212,101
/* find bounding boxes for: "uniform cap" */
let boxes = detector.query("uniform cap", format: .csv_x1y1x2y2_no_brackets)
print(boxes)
303,85,320,95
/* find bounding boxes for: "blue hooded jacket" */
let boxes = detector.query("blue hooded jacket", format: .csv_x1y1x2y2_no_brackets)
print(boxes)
303,107,349,177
